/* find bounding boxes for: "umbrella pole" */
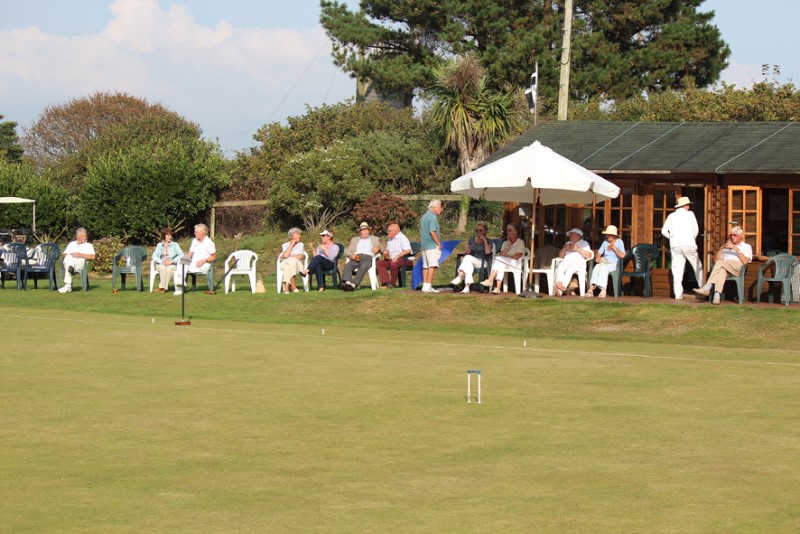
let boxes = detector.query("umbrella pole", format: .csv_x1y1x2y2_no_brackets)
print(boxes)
528,189,537,286
521,189,541,298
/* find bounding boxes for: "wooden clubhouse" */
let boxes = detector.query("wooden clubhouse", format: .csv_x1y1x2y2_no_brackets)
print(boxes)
490,121,800,300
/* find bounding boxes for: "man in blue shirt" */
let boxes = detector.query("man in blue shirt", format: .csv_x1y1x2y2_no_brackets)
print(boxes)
419,199,443,293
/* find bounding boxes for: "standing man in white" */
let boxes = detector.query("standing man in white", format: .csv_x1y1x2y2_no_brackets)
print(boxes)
58,228,96,293
173,223,217,295
661,196,704,300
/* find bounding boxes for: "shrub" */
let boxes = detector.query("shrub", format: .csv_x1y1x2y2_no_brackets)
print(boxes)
268,141,373,228
77,139,228,243
0,161,70,235
352,192,417,235
91,236,126,273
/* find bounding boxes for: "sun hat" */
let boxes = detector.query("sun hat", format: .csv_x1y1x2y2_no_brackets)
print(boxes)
357,222,372,231
566,228,583,237
319,229,334,237
601,225,619,237
675,196,692,208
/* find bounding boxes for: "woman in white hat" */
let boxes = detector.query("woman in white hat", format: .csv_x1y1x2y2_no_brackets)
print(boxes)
554,228,592,296
584,225,626,298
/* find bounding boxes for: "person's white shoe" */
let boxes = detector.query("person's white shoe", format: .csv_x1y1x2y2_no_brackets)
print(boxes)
491,287,501,294
712,292,721,305
582,291,593,298
598,288,607,298
58,285,72,293
461,286,470,294
674,294,683,300
450,276,462,286
429,287,440,293
421,286,434,293
479,279,492,287
173,288,183,295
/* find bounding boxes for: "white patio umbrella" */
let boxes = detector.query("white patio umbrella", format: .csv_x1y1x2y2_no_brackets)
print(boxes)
450,140,620,292
0,196,36,234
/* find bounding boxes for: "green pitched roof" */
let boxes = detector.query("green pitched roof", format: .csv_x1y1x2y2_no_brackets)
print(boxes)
486,121,800,174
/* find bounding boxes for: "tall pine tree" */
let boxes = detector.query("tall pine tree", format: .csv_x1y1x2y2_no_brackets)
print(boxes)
321,0,729,102
0,115,23,163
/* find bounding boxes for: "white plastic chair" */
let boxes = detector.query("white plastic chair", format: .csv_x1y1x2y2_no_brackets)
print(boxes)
344,255,379,290
530,244,562,295
500,248,530,295
149,259,177,292
549,256,591,296
275,251,309,293
224,250,259,294
149,259,158,292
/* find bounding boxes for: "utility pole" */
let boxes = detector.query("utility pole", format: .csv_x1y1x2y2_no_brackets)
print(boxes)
557,0,574,121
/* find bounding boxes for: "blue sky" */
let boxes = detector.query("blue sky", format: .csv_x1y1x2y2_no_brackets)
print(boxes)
1,0,798,156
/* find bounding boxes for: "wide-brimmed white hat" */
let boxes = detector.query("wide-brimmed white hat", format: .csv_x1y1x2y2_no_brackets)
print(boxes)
675,196,692,208
319,229,334,237
357,222,372,231
601,225,619,237
566,228,583,237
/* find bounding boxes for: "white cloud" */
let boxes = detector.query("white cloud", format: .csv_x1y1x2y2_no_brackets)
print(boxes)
0,0,353,152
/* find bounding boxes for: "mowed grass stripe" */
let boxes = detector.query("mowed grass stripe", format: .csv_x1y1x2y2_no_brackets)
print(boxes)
7,309,800,367
2,309,800,532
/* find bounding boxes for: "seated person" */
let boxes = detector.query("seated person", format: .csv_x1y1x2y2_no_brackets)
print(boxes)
451,222,494,294
58,227,96,293
479,223,526,294
302,229,341,292
340,222,381,291
584,225,625,298
278,227,305,294
173,223,217,295
376,223,412,288
152,227,183,293
554,228,592,296
693,225,752,305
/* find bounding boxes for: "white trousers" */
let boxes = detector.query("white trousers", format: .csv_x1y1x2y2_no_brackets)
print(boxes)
174,262,211,287
490,256,522,278
670,246,703,297
457,255,485,285
556,256,586,286
62,256,86,285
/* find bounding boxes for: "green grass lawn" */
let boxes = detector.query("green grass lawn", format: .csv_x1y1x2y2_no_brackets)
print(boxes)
2,281,800,532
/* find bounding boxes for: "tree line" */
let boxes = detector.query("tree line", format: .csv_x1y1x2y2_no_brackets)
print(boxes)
1,2,798,242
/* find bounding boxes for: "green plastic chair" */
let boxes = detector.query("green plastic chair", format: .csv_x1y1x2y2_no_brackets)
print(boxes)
60,259,92,291
23,243,61,290
453,241,494,292
111,246,148,292
397,241,420,288
189,262,215,292
308,243,344,290
0,243,28,290
756,253,798,305
613,244,659,297
710,262,749,304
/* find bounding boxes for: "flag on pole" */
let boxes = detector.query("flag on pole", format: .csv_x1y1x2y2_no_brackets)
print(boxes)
524,61,538,114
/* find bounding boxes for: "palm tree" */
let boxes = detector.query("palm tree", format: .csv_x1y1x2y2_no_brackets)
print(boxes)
426,54,516,231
